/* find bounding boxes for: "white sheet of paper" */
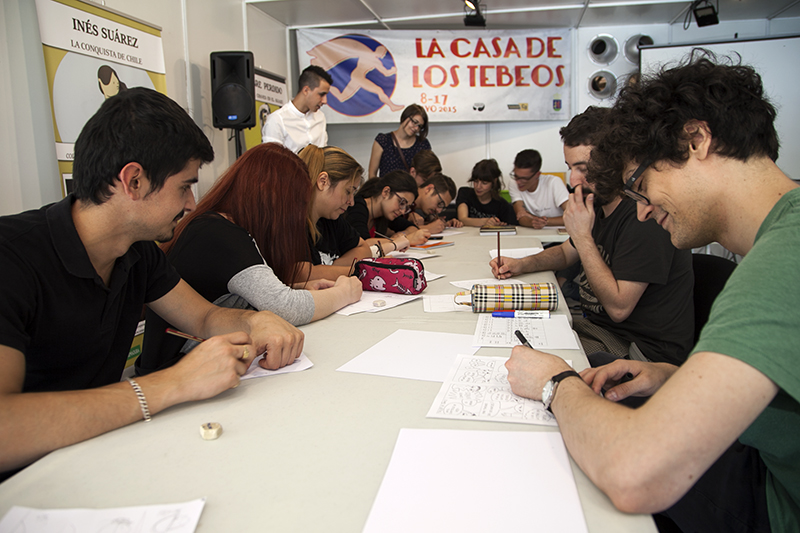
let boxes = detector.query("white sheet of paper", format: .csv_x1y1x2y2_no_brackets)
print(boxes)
489,246,544,259
0,498,206,533
362,429,588,533
449,278,523,290
336,292,421,316
386,251,439,260
438,228,464,236
337,329,479,382
422,294,472,313
241,353,313,381
424,270,444,282
427,354,558,426
473,314,580,349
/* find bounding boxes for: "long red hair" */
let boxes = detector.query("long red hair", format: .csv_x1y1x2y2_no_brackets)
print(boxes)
162,142,310,285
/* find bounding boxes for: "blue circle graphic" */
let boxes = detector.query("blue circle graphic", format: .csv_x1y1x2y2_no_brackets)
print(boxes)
321,34,397,117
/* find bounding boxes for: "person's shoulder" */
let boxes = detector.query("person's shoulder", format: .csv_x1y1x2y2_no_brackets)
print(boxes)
541,174,567,188
0,204,50,246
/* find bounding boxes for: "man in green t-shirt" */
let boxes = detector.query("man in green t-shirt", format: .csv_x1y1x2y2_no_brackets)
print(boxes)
504,52,799,532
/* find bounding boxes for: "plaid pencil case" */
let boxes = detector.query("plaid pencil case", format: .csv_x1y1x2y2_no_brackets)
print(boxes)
454,283,559,312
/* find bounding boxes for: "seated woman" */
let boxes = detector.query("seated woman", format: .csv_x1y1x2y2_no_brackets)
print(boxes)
300,145,415,281
344,170,430,248
367,104,431,178
137,143,362,374
456,159,517,227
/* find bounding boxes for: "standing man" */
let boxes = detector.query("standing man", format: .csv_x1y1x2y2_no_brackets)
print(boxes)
262,65,331,153
490,107,694,365
506,55,798,531
0,88,304,480
508,149,569,228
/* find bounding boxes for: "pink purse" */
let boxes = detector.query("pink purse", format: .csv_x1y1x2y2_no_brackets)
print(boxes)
354,257,427,295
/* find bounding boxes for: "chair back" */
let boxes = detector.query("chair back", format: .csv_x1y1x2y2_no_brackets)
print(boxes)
692,253,737,344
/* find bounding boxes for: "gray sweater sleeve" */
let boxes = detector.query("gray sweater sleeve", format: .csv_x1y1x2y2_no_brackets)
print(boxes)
227,264,315,326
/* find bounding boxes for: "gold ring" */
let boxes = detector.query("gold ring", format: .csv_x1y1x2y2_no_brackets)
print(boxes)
242,347,250,360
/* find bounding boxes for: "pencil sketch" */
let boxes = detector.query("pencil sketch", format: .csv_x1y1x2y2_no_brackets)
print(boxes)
428,355,557,427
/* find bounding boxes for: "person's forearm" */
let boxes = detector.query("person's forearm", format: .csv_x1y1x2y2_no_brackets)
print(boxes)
517,245,571,273
571,235,634,320
546,216,564,226
309,285,354,321
0,373,183,472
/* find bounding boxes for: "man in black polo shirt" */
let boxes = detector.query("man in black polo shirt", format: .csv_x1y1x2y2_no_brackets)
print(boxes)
0,88,304,478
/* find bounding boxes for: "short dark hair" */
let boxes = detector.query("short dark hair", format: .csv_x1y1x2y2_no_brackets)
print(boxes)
400,104,429,141
298,65,333,92
73,87,214,205
421,173,456,200
411,149,441,180
559,106,611,148
513,149,542,173
590,51,779,195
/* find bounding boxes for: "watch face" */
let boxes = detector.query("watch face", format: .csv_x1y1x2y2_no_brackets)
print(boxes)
542,380,555,407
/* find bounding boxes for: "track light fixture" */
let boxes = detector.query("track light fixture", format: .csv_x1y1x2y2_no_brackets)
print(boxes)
685,0,719,28
463,0,486,27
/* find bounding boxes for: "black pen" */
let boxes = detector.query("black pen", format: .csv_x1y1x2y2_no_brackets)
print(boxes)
514,330,532,348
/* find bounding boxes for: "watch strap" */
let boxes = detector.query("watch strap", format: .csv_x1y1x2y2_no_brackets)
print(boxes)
546,370,581,413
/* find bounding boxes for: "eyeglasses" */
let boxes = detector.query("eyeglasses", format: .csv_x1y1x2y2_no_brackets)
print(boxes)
409,117,423,129
510,171,535,182
392,192,412,213
623,160,652,205
434,189,447,210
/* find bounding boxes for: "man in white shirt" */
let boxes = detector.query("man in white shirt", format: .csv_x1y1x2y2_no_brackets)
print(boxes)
262,66,331,153
507,149,569,229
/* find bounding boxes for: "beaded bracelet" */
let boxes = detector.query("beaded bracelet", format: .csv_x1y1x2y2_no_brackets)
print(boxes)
127,378,152,422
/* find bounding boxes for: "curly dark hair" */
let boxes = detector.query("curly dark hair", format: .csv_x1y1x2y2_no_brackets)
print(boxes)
589,50,780,196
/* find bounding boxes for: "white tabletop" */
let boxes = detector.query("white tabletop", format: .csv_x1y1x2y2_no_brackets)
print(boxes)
0,227,654,533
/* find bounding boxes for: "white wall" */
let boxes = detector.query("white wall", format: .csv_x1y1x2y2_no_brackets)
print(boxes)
1,1,799,215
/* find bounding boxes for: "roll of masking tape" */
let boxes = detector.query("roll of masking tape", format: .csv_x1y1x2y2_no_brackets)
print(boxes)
200,422,223,440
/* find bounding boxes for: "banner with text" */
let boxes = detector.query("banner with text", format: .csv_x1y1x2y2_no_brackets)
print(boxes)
297,29,570,124
34,0,166,196
244,68,288,151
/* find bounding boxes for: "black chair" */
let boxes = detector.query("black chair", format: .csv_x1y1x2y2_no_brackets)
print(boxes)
692,253,737,345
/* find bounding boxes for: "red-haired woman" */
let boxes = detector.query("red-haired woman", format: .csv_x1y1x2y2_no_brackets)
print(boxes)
138,143,361,374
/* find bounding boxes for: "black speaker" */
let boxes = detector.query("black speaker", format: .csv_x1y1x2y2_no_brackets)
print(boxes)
210,51,255,129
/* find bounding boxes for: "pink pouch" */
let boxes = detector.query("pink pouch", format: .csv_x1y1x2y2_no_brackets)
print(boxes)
354,257,427,295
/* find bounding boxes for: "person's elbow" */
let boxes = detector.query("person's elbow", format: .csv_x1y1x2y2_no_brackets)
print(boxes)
606,303,636,323
600,465,683,514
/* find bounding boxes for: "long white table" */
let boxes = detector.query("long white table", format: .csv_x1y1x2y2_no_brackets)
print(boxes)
0,227,655,532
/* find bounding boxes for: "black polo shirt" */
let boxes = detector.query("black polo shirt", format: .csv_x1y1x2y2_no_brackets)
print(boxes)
0,195,180,392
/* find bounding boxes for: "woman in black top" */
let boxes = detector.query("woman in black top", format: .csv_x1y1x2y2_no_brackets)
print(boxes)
456,158,517,226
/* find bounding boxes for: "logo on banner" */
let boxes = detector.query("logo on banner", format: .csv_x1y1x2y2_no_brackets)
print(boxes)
553,94,562,112
307,34,404,117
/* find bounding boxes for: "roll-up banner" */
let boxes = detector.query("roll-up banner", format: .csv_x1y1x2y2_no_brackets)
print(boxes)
296,29,571,124
245,68,288,151
34,0,166,197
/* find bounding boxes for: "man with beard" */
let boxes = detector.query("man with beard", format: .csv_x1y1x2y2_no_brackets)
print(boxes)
0,88,304,480
490,106,694,366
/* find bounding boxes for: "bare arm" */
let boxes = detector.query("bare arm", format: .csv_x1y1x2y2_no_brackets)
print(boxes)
490,240,579,279
544,201,569,226
367,140,383,179
457,203,504,227
307,276,362,320
566,187,647,322
505,348,778,513
0,332,250,472
512,200,547,229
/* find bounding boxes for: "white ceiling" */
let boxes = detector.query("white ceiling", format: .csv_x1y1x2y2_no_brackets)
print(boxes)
248,0,800,30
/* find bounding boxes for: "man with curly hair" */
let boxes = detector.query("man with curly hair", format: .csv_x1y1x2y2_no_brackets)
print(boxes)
491,106,694,366
504,52,798,532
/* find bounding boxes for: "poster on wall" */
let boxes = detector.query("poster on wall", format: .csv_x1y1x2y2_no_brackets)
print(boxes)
34,0,166,196
244,68,288,151
296,29,570,124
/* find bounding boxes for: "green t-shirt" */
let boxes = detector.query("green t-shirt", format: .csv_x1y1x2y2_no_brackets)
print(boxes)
693,187,800,532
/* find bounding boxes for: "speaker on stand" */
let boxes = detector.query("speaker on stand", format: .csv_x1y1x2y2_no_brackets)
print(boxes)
210,51,255,159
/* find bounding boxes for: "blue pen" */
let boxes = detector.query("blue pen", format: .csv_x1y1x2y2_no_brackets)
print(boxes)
491,310,550,318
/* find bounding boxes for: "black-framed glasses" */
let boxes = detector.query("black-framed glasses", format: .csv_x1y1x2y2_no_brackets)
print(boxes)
409,117,423,129
510,171,535,182
623,160,652,205
392,191,412,213
434,189,447,210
